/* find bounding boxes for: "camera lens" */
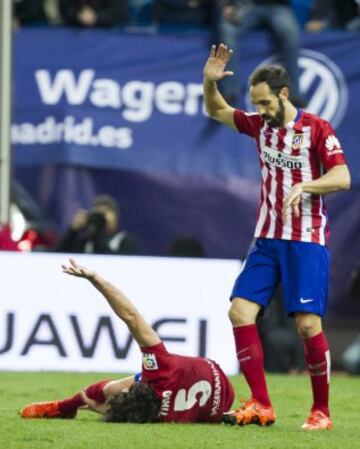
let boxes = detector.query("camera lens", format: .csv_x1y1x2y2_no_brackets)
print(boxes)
86,212,106,233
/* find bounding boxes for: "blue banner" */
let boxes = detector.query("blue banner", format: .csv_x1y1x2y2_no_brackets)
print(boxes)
12,29,360,317
13,29,360,183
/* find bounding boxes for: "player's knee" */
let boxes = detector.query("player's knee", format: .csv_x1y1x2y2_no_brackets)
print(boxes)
295,314,322,339
297,323,313,339
228,304,239,324
228,301,254,326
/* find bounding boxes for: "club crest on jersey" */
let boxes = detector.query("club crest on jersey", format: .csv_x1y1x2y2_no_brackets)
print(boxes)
292,133,303,150
142,353,158,370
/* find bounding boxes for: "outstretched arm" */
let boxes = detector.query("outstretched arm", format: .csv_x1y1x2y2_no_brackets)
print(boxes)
203,44,236,128
62,258,161,347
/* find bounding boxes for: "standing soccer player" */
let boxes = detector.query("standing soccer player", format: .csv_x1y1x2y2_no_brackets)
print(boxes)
203,44,351,430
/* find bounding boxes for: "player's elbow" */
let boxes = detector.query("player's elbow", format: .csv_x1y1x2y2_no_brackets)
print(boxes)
204,100,226,121
340,167,351,190
342,178,351,191
122,308,140,328
344,172,351,190
332,165,351,191
204,103,219,120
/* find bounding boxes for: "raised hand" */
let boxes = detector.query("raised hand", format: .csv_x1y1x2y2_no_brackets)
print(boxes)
203,44,234,82
61,258,96,280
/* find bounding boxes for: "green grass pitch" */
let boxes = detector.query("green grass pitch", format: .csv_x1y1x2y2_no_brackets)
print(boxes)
1,371,359,449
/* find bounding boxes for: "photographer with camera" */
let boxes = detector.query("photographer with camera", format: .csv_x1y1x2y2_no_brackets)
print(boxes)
56,195,139,255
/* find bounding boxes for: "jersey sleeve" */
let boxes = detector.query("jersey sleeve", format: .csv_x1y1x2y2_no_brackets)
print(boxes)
140,342,172,381
314,120,346,170
233,110,261,138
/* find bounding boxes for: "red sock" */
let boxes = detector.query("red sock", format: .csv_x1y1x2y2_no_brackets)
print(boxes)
233,324,271,407
58,380,109,415
303,332,330,416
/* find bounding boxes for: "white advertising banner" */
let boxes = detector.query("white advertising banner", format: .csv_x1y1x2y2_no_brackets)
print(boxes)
0,252,242,375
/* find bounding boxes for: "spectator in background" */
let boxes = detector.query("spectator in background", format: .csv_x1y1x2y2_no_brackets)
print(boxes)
215,0,305,106
129,0,154,26
13,0,47,26
348,1,360,30
305,0,359,32
291,0,313,29
153,0,214,27
59,0,128,28
57,195,139,255
13,0,62,27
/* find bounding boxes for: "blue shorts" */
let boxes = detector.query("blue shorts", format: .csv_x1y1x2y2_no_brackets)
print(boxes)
231,238,329,317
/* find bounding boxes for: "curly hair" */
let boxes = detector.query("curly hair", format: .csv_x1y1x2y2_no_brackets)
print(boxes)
104,382,161,423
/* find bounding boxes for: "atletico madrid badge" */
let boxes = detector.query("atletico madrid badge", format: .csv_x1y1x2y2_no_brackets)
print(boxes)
292,133,303,150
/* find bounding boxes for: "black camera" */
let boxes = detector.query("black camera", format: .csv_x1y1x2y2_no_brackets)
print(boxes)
85,211,107,236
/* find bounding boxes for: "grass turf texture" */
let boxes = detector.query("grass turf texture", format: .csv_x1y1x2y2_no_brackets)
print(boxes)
1,372,359,449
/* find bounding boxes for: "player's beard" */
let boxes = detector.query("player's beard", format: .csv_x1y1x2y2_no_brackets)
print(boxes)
263,97,285,128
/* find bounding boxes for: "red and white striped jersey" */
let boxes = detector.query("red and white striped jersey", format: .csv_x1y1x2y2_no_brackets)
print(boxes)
233,109,346,245
140,342,234,423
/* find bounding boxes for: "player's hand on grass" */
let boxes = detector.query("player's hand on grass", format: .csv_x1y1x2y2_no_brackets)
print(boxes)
203,44,234,82
283,183,303,223
80,391,108,415
62,258,96,280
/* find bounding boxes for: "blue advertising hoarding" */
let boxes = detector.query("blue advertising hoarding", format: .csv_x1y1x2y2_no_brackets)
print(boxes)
13,29,360,181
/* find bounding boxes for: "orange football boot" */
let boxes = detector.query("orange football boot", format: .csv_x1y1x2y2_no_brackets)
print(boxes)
222,399,276,426
301,410,333,430
21,401,76,419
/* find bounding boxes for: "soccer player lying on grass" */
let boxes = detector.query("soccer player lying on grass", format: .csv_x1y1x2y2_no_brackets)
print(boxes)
21,258,234,423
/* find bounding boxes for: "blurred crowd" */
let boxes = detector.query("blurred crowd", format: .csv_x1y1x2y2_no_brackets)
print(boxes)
12,0,360,31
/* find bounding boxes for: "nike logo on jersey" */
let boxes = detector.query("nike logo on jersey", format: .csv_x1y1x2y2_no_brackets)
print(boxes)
300,298,314,304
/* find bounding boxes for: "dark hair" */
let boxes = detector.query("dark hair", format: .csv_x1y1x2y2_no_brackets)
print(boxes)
249,65,290,96
104,382,161,423
93,195,119,215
